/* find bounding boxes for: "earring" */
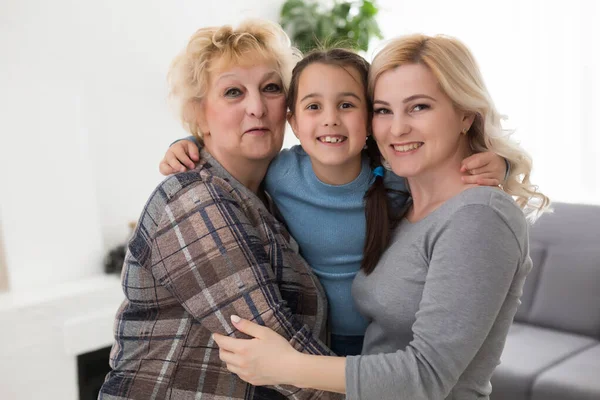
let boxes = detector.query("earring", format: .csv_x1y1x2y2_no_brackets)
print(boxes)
461,128,469,135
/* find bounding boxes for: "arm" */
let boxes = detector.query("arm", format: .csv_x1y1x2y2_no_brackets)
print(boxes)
152,179,333,396
382,152,507,212
159,136,201,174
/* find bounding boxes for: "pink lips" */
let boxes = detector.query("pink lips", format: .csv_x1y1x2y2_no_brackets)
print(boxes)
244,127,269,135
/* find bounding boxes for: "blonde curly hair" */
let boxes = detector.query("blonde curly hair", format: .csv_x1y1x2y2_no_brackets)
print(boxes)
369,34,550,221
168,19,301,142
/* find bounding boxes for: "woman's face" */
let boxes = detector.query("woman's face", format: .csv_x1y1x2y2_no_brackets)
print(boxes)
199,62,287,166
372,63,472,179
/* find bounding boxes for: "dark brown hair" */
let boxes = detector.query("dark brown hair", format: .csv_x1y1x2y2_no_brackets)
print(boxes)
287,48,406,274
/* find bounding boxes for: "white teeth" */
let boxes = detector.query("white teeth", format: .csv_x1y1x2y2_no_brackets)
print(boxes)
320,136,345,143
393,142,422,152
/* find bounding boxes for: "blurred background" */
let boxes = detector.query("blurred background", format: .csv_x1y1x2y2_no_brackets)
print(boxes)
0,0,598,398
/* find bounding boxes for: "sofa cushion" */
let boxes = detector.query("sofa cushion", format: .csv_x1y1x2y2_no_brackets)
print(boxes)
529,203,600,248
490,323,596,400
532,343,600,400
526,246,600,338
514,203,600,334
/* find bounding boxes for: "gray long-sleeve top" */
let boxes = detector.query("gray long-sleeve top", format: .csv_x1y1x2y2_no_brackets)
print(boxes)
346,187,532,400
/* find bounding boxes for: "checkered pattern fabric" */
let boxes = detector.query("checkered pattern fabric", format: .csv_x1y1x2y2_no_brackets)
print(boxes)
99,150,339,400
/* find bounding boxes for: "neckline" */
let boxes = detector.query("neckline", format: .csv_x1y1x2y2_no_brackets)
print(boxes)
403,186,503,225
200,148,273,215
307,153,372,192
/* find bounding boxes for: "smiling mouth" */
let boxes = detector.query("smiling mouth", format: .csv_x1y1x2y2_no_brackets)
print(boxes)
392,142,423,152
318,135,347,144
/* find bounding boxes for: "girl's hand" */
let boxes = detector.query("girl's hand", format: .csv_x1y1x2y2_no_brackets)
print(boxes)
212,315,300,386
159,140,199,175
460,152,507,186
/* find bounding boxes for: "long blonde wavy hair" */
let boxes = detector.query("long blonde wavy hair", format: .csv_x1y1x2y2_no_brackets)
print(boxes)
167,19,301,142
369,34,550,220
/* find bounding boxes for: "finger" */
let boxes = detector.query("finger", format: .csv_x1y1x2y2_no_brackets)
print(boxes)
218,347,241,367
468,165,496,176
212,332,251,353
461,156,489,172
186,140,200,162
159,160,179,176
172,146,196,170
230,315,269,339
164,152,188,173
462,175,500,186
461,173,495,184
476,178,501,187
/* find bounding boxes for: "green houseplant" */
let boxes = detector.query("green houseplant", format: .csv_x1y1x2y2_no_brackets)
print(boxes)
280,0,383,53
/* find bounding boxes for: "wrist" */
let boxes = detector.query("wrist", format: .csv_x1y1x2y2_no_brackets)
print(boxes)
286,351,310,388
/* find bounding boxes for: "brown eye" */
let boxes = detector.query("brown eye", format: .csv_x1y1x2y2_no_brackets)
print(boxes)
224,88,242,98
412,104,430,112
374,108,391,115
264,83,282,93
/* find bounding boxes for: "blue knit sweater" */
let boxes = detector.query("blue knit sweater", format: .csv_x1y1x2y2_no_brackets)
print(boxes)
264,146,408,338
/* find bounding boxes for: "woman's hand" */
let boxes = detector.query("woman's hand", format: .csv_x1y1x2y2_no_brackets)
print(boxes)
460,152,507,186
212,315,300,386
159,139,200,175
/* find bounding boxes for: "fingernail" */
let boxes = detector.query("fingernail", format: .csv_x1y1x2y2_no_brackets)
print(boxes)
231,315,241,324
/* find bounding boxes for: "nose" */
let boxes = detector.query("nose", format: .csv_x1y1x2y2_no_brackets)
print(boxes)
322,106,340,127
390,114,409,137
246,90,267,119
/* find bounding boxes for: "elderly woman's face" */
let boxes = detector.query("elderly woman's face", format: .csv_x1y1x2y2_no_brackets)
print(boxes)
199,63,287,165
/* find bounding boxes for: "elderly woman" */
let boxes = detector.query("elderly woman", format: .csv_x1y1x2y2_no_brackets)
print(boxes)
99,20,338,400
211,34,550,400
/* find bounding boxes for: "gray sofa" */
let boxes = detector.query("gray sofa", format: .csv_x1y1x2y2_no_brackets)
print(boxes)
490,202,600,400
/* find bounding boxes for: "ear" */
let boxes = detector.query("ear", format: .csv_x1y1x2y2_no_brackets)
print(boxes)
194,100,209,136
461,112,476,132
287,112,299,139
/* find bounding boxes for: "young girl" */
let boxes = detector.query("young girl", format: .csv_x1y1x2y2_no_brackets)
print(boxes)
160,48,508,357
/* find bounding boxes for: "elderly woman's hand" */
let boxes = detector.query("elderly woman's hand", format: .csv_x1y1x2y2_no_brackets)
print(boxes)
212,315,301,387
159,139,199,175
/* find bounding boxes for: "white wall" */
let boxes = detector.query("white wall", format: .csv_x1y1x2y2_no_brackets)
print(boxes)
0,0,285,292
373,0,600,205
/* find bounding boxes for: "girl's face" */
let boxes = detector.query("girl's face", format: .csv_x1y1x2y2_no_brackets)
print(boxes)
289,63,369,176
199,62,287,166
372,63,473,180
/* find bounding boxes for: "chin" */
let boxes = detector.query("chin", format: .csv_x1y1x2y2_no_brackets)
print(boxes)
245,149,278,162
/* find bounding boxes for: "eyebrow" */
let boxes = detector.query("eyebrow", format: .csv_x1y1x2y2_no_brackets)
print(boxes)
373,94,436,106
300,92,362,103
216,70,280,84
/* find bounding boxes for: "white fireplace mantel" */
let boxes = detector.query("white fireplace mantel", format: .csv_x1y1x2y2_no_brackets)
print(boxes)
0,274,124,400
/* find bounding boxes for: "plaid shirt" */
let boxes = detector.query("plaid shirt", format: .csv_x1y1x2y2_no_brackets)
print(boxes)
100,150,341,400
